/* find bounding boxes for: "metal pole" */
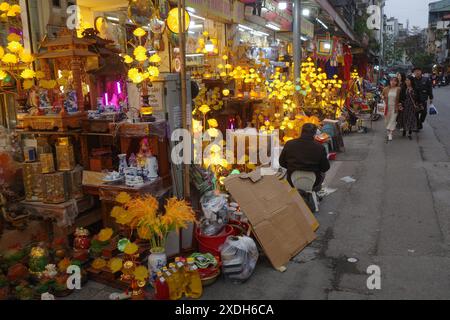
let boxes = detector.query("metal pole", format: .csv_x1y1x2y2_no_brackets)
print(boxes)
293,0,302,80
177,0,191,200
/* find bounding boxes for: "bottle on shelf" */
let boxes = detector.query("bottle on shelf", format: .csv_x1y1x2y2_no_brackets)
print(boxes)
185,258,203,299
155,271,170,300
162,267,180,300
169,263,184,299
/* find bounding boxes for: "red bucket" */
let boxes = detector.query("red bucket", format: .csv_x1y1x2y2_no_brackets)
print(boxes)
195,225,234,256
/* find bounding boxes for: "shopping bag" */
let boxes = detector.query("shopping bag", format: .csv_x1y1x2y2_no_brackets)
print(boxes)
376,103,386,116
429,104,438,115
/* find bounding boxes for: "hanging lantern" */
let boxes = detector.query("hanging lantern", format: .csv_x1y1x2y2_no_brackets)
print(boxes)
166,8,190,34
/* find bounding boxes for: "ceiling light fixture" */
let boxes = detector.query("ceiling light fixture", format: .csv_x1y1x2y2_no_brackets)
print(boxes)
316,18,329,29
302,8,310,16
278,2,287,10
266,23,281,31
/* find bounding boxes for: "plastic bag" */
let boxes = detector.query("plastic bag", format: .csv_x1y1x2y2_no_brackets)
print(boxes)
429,104,438,115
200,191,228,221
220,236,259,282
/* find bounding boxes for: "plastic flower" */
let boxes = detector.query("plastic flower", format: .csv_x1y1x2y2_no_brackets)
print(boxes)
128,68,145,84
207,128,219,138
123,55,133,64
147,66,159,78
109,258,123,273
199,105,210,115
0,2,10,12
19,51,34,63
23,79,34,90
124,243,139,255
133,266,148,282
20,69,35,79
92,258,107,270
133,46,147,61
35,71,45,79
2,53,17,64
7,4,20,16
116,192,131,204
0,70,6,80
0,46,4,58
208,119,218,128
98,228,113,242
149,53,161,64
7,33,21,42
7,41,22,53
133,27,146,37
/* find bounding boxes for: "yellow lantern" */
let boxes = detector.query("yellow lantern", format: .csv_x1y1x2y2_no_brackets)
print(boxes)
166,8,190,34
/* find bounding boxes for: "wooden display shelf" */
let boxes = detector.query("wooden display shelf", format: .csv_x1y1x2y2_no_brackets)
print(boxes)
22,112,87,132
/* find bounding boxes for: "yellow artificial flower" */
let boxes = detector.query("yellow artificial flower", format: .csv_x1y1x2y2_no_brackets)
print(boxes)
124,242,139,255
133,266,149,282
222,89,230,97
135,54,147,63
0,2,9,12
7,41,22,53
0,46,4,58
1,53,17,64
128,68,145,84
116,192,131,204
133,46,147,59
20,69,35,79
57,77,68,87
123,55,134,64
199,104,210,115
147,66,159,78
149,53,161,64
109,258,123,273
19,51,34,63
207,128,219,138
23,79,34,90
7,4,20,16
111,206,126,219
208,119,218,128
7,33,20,42
98,228,114,242
92,258,107,270
133,27,146,37
0,70,6,80
35,71,45,79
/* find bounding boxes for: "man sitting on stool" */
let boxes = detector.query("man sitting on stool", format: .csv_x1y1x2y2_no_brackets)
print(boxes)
279,123,331,192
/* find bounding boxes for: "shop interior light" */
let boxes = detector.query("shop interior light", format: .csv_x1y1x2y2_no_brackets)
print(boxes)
189,13,206,21
186,7,196,13
302,8,310,16
300,36,308,41
316,18,329,29
266,23,281,31
186,53,204,57
278,2,288,10
252,30,270,37
189,22,203,29
238,24,253,31
323,42,331,49
106,16,120,22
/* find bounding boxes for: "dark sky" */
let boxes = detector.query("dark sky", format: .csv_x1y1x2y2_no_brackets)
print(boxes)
385,0,433,29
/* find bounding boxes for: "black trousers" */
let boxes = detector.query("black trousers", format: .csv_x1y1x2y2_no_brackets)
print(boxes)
417,101,428,127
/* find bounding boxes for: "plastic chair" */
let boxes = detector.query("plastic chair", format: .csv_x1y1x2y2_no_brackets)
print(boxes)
291,171,320,213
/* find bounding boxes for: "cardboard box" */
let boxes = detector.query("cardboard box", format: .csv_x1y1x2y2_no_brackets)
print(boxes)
224,169,318,270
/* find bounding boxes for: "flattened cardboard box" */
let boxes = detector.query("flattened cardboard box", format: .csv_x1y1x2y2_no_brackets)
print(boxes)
225,171,318,269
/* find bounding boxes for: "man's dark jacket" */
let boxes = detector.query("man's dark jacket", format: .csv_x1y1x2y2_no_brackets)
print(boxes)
413,76,433,103
279,130,331,186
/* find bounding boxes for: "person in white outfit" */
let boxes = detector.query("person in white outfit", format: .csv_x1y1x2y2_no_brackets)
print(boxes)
382,77,401,141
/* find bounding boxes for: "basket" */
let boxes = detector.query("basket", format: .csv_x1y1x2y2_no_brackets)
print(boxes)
195,225,234,256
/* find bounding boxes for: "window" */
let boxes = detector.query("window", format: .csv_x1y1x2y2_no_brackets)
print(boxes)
52,0,61,7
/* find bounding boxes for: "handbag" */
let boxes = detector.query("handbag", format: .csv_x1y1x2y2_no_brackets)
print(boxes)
408,89,423,112
429,104,438,115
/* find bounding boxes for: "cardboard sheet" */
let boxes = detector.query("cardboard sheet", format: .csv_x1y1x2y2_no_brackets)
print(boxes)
225,170,318,269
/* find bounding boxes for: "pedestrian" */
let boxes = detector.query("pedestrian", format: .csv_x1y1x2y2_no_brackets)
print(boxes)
396,72,406,130
399,76,420,140
382,77,401,141
412,67,433,130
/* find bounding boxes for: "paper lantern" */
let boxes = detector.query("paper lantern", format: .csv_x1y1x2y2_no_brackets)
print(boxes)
166,8,190,34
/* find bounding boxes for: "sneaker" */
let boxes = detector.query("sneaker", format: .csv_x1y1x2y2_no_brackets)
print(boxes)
388,133,393,141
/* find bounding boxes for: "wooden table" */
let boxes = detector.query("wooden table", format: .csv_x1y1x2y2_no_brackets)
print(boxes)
83,178,172,228
21,196,97,242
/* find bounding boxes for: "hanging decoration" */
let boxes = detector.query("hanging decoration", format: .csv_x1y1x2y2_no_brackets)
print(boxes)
166,7,190,34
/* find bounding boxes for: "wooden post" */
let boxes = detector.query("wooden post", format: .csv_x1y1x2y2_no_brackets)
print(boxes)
178,0,190,200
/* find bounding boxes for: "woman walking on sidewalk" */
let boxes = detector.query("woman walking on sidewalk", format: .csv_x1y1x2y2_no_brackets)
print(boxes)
382,77,401,141
399,76,419,140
